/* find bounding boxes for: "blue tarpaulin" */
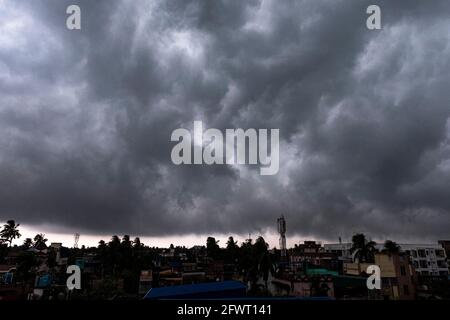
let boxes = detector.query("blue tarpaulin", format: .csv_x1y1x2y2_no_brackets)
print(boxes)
144,280,247,300
3,272,13,284
36,274,52,288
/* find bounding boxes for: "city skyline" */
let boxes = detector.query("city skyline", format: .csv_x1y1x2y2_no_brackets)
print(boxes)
8,222,448,249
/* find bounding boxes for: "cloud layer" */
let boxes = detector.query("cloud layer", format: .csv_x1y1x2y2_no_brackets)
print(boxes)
1,0,449,241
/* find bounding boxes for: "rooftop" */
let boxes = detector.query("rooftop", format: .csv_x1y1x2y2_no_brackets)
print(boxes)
143,280,246,300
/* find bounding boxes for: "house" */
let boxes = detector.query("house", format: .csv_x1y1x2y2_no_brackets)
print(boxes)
344,252,416,300
375,253,416,300
290,241,341,273
271,275,335,298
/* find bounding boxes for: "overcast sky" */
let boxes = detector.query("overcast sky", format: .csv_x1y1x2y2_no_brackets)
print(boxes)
1,0,449,246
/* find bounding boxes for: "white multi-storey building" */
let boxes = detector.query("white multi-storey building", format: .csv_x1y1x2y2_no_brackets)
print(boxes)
323,243,353,261
399,244,448,276
323,242,449,276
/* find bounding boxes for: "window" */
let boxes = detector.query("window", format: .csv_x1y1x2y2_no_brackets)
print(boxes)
418,250,426,258
419,260,428,268
435,250,445,258
411,250,417,258
403,285,410,295
400,266,406,276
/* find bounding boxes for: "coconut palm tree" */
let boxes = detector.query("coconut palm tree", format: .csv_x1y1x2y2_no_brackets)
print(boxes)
0,220,21,247
350,233,377,263
33,233,48,250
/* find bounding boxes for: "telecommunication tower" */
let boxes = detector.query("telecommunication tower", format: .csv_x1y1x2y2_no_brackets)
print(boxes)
74,233,80,249
277,216,287,259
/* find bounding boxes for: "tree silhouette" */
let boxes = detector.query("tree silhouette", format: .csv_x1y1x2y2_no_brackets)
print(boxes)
350,233,377,263
254,236,268,257
226,236,237,250
122,235,132,248
383,240,400,254
0,220,21,247
225,236,238,262
258,251,273,290
109,235,120,248
206,237,221,260
33,233,48,250
22,238,33,249
237,236,274,295
133,237,142,249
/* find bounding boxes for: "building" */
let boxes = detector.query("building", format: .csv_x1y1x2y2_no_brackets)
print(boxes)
0,265,15,282
375,253,416,300
344,252,416,300
400,244,448,276
438,240,450,272
272,275,335,298
325,242,449,276
323,243,353,261
290,241,341,272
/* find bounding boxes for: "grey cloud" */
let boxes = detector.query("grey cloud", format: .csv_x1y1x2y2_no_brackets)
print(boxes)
0,0,449,242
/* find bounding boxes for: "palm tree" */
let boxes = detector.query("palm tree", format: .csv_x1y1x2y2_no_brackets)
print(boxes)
350,233,377,263
33,233,48,250
0,220,21,247
383,240,400,254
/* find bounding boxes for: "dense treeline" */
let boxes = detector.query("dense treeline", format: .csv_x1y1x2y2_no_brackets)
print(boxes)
1,220,278,297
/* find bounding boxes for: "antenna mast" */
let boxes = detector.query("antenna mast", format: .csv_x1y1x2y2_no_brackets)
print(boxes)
74,233,80,249
277,215,287,260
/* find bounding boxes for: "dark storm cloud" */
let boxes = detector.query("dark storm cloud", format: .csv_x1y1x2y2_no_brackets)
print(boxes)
0,0,449,241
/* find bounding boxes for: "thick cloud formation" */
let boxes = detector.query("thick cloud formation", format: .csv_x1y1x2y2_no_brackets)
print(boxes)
0,0,449,241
